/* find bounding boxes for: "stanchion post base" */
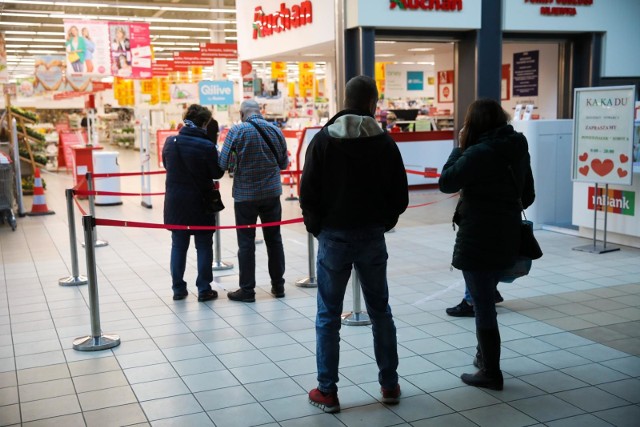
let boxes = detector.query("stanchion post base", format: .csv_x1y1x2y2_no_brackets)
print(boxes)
341,311,371,326
82,240,109,248
285,196,299,201
572,244,621,254
141,201,152,209
212,261,234,271
73,334,121,351
295,277,317,288
255,239,264,245
59,275,88,286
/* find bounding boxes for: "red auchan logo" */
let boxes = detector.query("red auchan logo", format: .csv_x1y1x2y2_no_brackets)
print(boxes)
253,1,313,40
390,0,463,11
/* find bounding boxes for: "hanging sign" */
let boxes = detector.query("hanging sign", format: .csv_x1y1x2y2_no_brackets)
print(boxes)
572,85,636,186
271,62,287,81
199,43,238,58
199,80,234,105
298,62,314,97
63,20,111,76
437,70,454,103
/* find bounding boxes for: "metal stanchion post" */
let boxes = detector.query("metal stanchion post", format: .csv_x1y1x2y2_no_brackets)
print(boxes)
341,269,371,326
82,172,108,248
59,189,88,286
295,232,318,288
73,215,120,351
140,117,152,209
11,118,25,217
212,211,234,271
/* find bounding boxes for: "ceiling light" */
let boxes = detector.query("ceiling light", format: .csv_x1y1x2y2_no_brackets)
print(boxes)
5,38,64,43
0,1,236,13
408,48,434,52
4,31,62,36
416,62,435,65
303,54,324,57
0,21,42,27
375,54,395,57
150,26,210,32
375,41,396,44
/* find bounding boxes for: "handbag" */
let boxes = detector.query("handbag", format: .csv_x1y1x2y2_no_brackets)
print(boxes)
172,137,225,214
498,165,542,283
68,52,80,63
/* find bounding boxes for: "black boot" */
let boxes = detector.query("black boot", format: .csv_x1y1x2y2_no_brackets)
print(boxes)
473,344,483,369
462,328,503,390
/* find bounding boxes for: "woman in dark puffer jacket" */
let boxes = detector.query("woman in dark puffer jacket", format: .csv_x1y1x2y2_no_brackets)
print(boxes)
439,99,535,390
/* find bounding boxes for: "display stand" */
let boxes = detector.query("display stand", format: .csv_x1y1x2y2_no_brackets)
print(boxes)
573,183,620,254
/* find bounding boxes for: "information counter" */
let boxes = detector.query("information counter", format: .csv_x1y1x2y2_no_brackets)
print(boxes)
391,131,454,187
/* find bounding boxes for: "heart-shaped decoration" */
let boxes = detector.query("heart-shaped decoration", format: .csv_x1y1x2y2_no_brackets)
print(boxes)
591,159,614,177
579,152,588,162
617,168,628,178
35,64,63,91
620,154,629,163
579,165,589,176
66,75,91,92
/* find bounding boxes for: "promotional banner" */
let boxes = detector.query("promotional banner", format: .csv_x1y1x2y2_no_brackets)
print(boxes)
298,62,314,97
170,83,199,103
199,43,238,59
63,20,110,76
437,70,454,103
407,71,424,91
271,62,286,81
34,55,65,93
0,32,7,83
572,86,636,185
17,77,37,98
109,23,152,79
198,80,234,105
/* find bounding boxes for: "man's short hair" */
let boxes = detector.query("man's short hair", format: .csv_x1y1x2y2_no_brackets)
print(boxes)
345,75,378,111
183,104,212,127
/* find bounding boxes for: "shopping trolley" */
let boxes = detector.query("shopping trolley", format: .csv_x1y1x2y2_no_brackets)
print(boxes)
0,153,17,231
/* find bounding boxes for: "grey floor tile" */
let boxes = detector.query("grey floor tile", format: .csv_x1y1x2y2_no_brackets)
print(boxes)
334,402,405,427
0,386,18,406
592,405,640,427
510,394,584,423
132,378,191,402
207,402,276,427
430,387,501,412
72,370,129,393
19,378,76,402
567,343,630,362
561,363,630,385
150,412,215,426
140,394,203,421
22,413,86,427
78,385,137,411
411,413,478,427
195,385,256,411
462,402,537,427
67,356,121,377
117,349,168,369
386,393,453,422
600,356,640,377
545,413,615,427
529,350,592,370
124,363,178,384
84,402,148,427
596,378,640,404
229,362,289,384
405,369,463,393
279,413,347,427
555,386,629,412
183,370,240,393
20,394,81,423
0,404,21,426
519,371,589,393
262,392,324,421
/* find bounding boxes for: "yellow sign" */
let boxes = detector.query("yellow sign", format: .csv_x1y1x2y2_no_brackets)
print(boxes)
298,62,314,97
271,62,287,81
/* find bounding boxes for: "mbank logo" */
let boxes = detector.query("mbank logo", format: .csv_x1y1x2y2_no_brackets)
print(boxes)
588,187,635,216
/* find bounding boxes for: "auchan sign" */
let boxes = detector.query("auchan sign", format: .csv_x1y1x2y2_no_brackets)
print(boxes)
253,1,313,40
390,0,463,11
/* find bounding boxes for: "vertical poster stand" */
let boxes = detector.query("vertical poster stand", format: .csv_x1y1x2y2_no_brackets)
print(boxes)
571,85,636,254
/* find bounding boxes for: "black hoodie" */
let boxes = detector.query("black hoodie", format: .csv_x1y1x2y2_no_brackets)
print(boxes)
300,109,409,236
439,124,535,270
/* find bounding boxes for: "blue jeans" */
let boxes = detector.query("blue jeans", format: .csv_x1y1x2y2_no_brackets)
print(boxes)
315,227,398,393
234,197,285,291
462,270,500,330
170,231,213,296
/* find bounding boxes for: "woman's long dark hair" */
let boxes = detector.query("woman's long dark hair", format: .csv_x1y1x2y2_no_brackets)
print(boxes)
459,99,510,151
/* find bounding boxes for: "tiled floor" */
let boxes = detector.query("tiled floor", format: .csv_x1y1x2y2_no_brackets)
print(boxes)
0,147,639,426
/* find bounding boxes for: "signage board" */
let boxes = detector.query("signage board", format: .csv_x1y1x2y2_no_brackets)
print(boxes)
199,80,234,105
513,51,539,97
572,85,636,186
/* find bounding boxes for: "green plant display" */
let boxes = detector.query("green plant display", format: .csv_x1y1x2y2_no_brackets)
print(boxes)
10,106,38,122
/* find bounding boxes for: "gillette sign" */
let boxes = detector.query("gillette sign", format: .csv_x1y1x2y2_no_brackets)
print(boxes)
588,187,635,216
253,1,313,39
199,81,234,105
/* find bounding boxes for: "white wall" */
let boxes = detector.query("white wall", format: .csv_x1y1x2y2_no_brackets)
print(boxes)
502,43,559,120
503,0,640,78
384,63,435,99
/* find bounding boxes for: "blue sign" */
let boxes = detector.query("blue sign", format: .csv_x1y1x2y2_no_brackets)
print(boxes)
198,80,234,105
407,71,424,91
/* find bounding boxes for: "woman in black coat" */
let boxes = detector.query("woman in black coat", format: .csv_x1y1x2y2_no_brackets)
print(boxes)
439,99,535,390
163,104,224,302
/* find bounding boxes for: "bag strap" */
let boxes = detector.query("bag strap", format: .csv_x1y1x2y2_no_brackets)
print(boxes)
506,164,527,219
246,120,281,162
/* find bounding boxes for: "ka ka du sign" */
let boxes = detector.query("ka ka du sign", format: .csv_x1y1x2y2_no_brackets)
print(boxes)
572,85,636,186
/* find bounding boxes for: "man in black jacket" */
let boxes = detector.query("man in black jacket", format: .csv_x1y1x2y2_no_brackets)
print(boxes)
300,75,408,413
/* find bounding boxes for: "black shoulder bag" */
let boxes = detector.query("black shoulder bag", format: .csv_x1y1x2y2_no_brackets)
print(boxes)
246,120,283,162
172,136,224,214
499,164,543,283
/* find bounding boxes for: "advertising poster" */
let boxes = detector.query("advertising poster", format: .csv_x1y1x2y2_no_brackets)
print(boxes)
170,83,199,104
199,80,234,105
65,74,93,93
572,85,636,186
17,77,37,99
0,32,7,84
437,70,454,103
513,51,539,97
34,55,65,93
109,23,152,79
299,62,314,97
407,71,424,91
63,20,111,76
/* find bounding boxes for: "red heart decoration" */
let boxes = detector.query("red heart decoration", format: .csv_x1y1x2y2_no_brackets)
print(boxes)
591,159,614,177
618,168,628,178
579,152,588,162
579,165,589,176
620,154,629,163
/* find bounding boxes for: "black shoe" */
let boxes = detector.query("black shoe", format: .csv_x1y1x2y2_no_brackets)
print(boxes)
461,369,503,390
227,288,256,302
271,284,285,298
446,299,475,317
172,291,189,301
494,290,504,304
198,290,218,302
473,351,484,369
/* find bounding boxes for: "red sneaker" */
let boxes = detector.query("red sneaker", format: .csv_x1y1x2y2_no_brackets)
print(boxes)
381,384,401,404
308,388,340,413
